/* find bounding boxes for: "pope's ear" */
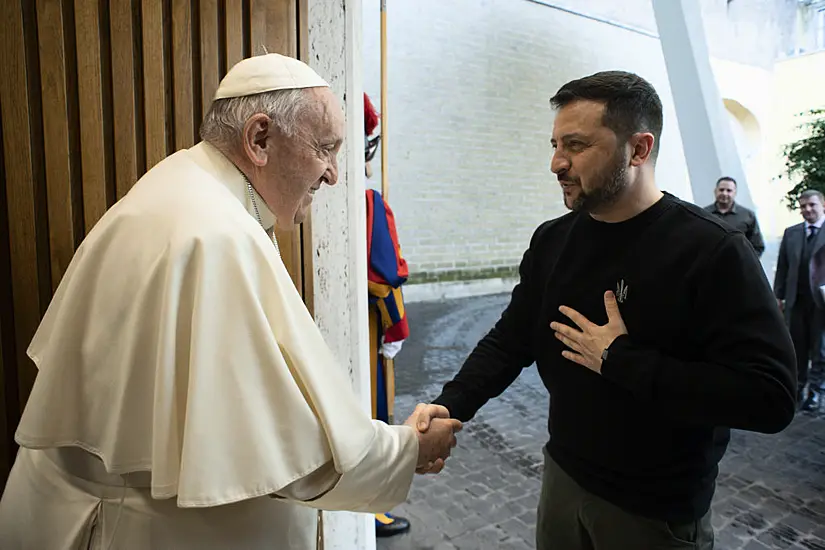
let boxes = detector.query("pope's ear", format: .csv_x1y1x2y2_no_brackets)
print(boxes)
242,114,272,166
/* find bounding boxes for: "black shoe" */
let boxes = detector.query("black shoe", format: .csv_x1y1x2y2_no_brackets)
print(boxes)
801,390,820,412
375,513,411,537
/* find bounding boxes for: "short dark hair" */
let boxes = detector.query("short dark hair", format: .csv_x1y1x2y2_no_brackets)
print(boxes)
800,189,825,203
716,177,737,187
550,71,664,160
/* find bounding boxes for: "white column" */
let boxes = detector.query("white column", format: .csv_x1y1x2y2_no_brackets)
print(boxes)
652,0,752,208
307,0,375,549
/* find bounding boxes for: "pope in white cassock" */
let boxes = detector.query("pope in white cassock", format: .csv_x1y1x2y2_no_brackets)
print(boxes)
0,54,461,549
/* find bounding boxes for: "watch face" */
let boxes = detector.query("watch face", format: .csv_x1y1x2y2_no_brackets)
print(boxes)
601,349,609,362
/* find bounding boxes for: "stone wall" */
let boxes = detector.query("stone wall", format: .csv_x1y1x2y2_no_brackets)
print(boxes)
308,0,376,547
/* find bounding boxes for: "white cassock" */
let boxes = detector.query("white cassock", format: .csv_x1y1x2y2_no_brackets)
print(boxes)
0,141,419,549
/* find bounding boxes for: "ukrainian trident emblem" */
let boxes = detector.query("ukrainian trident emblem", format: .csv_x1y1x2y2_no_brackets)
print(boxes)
616,279,629,303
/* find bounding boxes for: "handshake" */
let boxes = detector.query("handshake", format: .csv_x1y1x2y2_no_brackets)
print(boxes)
403,403,463,475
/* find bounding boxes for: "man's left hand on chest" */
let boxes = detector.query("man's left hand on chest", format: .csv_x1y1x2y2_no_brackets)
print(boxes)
550,290,628,374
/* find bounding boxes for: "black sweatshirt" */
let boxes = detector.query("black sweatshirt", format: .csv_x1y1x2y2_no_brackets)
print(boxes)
433,192,796,523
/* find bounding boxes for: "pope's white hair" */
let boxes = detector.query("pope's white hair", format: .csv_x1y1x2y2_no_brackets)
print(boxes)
199,88,311,151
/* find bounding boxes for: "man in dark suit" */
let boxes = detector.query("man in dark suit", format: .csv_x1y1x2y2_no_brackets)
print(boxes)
704,177,765,257
775,189,825,411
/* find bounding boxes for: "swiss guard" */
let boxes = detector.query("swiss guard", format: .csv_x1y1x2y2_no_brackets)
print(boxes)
364,92,412,538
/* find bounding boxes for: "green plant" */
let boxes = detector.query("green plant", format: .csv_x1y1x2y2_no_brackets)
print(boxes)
781,109,825,209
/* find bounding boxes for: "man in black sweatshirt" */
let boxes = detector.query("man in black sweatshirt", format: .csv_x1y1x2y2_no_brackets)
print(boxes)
425,71,797,550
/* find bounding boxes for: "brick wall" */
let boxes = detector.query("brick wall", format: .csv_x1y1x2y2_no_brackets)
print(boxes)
362,0,796,283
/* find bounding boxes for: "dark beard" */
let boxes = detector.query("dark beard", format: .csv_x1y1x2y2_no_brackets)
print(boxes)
571,150,628,213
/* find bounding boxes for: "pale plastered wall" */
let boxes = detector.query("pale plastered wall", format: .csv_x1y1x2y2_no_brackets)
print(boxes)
307,0,377,548
711,58,777,234
768,51,825,234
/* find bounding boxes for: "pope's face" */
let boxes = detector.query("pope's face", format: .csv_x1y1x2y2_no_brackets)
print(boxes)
260,88,344,229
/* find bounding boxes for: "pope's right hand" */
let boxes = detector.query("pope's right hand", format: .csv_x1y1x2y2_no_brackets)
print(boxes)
403,403,462,474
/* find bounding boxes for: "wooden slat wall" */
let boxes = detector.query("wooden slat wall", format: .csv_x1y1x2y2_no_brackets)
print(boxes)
0,1,43,473
76,0,111,233
172,1,195,151
142,0,168,170
0,0,309,489
0,103,14,482
225,3,244,69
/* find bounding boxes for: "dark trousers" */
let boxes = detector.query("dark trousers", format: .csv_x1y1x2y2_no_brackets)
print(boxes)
536,449,714,550
788,301,825,393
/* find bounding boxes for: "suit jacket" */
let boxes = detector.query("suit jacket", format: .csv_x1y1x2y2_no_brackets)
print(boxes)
774,222,825,316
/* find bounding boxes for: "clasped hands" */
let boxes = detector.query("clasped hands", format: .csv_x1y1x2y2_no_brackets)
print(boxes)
403,403,462,474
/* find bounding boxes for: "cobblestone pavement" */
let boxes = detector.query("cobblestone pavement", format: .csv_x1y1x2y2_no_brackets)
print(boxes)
377,294,825,550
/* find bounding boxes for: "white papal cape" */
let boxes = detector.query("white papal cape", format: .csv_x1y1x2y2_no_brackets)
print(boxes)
0,141,418,549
